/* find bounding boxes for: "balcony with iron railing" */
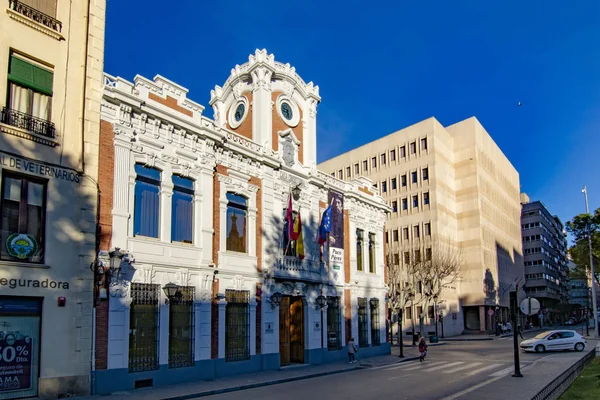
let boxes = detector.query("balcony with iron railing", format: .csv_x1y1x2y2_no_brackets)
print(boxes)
8,0,62,32
273,253,326,282
0,107,56,138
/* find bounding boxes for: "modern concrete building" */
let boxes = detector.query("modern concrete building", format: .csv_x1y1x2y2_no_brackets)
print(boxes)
92,50,390,394
319,117,524,334
0,0,106,398
520,195,569,326
567,260,590,313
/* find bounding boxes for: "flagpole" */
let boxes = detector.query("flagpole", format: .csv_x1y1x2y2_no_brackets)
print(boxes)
282,190,292,256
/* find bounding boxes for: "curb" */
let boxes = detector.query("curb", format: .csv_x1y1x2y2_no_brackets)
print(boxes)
159,365,364,400
443,337,493,341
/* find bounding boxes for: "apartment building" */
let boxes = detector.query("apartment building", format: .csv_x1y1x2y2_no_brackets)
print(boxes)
319,116,524,334
0,1,106,398
92,50,390,394
520,195,569,325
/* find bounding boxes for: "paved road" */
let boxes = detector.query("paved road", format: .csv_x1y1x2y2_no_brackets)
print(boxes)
202,330,591,400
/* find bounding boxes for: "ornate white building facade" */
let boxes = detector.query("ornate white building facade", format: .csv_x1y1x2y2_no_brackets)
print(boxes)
92,50,390,394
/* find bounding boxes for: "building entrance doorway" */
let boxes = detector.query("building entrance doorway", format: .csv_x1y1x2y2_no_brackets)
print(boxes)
279,296,304,366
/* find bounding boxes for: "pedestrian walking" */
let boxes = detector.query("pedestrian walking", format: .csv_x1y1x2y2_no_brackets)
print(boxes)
418,337,428,362
347,337,358,364
517,325,524,340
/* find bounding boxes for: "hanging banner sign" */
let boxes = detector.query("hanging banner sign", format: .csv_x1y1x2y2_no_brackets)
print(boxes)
0,335,33,392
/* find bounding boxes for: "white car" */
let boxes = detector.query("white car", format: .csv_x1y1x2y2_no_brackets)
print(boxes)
520,330,586,353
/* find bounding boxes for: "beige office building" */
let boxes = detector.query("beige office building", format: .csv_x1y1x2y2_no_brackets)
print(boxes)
319,117,524,334
0,1,106,398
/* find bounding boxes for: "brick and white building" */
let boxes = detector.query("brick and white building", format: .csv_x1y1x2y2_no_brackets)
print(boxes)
92,50,390,394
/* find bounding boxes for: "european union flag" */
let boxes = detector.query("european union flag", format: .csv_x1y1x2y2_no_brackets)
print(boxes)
318,205,332,245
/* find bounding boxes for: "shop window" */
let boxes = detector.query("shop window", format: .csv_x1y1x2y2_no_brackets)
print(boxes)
133,164,161,238
171,175,194,243
356,228,364,271
327,297,342,350
226,192,247,253
1,172,46,263
370,299,380,346
3,54,54,137
168,286,195,368
368,232,376,273
225,290,250,362
129,283,160,372
358,298,369,347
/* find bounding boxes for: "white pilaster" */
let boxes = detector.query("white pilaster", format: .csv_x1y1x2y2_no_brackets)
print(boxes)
249,301,257,356
195,301,211,360
160,174,173,242
218,300,227,358
251,66,273,147
199,167,214,264
112,141,131,248
159,302,169,365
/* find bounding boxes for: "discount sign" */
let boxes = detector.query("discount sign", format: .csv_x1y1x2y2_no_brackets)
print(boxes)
0,335,32,392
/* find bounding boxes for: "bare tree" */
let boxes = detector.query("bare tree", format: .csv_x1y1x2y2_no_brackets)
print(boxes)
413,243,462,302
385,249,415,344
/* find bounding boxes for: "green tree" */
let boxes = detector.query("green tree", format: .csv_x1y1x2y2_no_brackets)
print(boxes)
567,208,600,284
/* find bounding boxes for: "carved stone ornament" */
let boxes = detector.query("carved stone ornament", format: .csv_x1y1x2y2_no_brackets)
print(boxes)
282,136,295,167
152,119,161,139
231,275,245,291
119,104,132,127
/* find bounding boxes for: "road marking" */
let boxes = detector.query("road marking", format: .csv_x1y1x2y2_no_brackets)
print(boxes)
439,375,505,400
403,361,445,371
442,362,482,374
423,361,463,372
489,366,516,377
465,363,504,376
383,361,420,371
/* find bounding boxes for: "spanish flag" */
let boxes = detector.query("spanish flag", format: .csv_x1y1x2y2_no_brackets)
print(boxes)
295,211,304,260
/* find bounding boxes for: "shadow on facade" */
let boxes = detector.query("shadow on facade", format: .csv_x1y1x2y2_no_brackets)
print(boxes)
0,134,97,399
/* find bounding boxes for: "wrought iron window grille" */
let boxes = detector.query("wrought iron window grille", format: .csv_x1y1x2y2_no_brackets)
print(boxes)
225,290,250,362
370,298,381,346
8,0,62,32
358,298,369,347
128,283,160,373
168,286,195,369
1,107,56,138
327,297,342,350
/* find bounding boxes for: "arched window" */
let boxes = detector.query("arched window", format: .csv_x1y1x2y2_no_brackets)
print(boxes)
134,164,161,238
172,175,194,243
226,192,247,253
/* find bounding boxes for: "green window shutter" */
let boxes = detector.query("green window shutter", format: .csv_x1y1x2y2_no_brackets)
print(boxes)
8,55,53,96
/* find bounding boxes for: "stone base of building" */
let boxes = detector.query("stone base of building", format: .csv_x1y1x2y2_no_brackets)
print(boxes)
38,374,90,399
92,344,391,395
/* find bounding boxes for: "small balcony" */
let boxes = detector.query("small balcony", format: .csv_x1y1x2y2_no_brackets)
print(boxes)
1,107,56,138
273,254,325,282
8,0,62,32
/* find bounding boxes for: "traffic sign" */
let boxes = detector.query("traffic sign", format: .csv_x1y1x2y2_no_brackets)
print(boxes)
487,309,494,316
520,297,540,315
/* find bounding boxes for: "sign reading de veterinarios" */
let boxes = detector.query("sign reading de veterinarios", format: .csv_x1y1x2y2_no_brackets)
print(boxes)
0,152,81,183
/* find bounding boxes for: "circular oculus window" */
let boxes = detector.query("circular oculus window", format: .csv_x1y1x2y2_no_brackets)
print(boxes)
228,97,249,129
276,96,300,127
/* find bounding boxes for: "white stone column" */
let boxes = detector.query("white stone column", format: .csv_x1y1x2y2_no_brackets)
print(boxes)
218,300,227,359
196,299,212,360
193,194,203,249
321,305,328,349
249,301,257,356
160,173,173,243
112,140,131,248
303,98,318,167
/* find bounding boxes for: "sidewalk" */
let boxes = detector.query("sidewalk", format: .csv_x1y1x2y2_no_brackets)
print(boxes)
79,351,416,400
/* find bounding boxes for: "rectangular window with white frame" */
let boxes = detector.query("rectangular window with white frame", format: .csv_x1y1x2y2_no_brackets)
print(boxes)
226,193,248,253
171,175,194,243
133,164,161,238
0,172,47,263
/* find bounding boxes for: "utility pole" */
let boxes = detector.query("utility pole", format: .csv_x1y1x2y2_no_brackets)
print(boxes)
583,185,599,338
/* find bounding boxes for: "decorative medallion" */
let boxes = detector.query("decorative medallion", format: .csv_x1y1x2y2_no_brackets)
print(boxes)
282,137,295,167
6,233,38,259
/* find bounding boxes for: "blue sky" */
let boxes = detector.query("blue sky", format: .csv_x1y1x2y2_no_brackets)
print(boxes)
104,0,600,240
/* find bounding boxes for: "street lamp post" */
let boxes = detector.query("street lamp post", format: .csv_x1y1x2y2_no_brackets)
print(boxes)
583,185,599,338
433,294,439,338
